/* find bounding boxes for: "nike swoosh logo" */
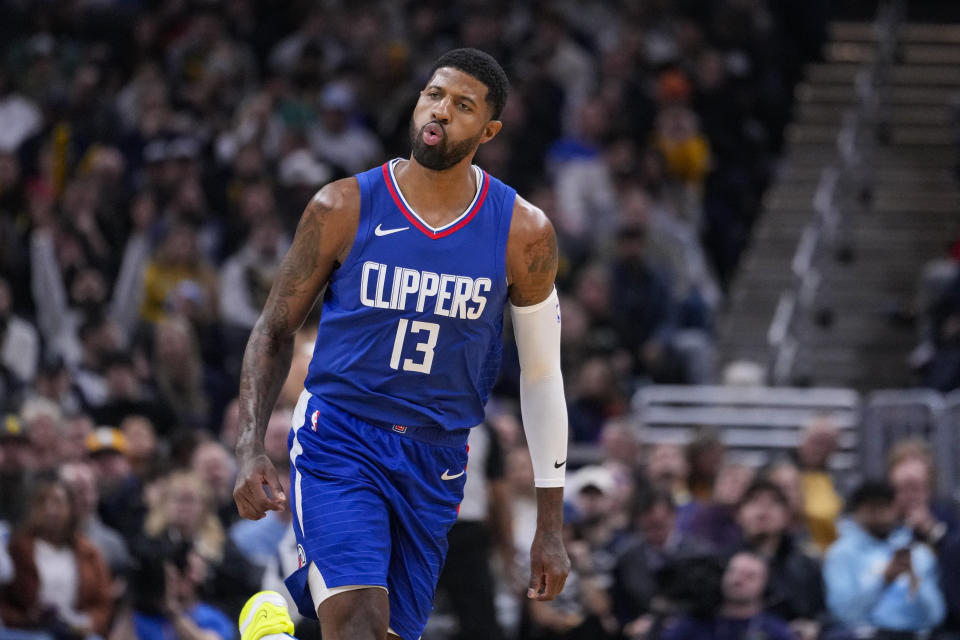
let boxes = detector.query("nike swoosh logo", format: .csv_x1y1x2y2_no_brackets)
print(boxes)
375,224,409,236
554,459,566,469
441,469,465,480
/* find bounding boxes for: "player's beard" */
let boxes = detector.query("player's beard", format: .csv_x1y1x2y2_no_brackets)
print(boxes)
410,118,481,171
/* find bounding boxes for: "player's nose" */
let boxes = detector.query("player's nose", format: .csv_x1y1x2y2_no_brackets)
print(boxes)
431,97,452,124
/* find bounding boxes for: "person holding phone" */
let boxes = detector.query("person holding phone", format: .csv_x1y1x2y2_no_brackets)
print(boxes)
823,480,945,640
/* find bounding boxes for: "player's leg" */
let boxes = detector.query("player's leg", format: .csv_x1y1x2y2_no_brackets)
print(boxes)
381,436,470,640
238,588,394,640
315,586,389,640
283,394,399,633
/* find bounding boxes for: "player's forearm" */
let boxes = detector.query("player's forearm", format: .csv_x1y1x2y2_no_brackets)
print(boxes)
536,487,564,533
235,317,295,456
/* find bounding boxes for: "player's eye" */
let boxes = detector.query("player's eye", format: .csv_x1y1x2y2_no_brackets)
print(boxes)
459,103,471,111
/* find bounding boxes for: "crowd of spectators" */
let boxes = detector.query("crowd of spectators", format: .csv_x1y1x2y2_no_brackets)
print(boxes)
8,1,956,640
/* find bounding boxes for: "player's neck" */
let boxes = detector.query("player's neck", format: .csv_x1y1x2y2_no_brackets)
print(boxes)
395,156,478,228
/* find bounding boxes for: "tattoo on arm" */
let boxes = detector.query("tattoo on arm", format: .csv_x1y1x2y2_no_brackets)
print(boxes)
510,223,558,307
236,198,333,455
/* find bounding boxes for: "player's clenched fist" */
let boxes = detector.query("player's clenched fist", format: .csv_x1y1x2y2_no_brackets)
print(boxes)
233,451,286,520
527,528,570,601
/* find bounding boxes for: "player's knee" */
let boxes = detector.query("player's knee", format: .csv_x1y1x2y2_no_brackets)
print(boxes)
318,588,389,640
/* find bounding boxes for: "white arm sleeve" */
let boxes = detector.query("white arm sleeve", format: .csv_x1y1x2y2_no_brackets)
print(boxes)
510,288,568,487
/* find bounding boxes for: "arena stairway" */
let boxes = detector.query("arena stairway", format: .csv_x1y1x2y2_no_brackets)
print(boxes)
718,20,960,390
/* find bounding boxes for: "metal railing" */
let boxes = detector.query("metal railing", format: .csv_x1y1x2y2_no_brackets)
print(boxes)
767,0,902,385
570,383,960,503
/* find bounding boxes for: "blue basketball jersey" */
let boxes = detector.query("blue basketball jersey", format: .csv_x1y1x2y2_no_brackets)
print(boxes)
305,159,516,442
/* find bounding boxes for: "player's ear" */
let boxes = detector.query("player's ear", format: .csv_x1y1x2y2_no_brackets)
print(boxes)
479,119,502,144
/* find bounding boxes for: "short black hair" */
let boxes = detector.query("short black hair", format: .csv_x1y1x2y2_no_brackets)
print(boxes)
630,487,676,522
738,479,789,510
846,479,895,512
429,48,509,120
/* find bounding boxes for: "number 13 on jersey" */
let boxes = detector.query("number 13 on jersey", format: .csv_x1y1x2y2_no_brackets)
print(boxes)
390,319,439,374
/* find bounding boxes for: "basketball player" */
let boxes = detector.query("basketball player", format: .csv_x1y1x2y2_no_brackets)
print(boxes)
233,48,570,640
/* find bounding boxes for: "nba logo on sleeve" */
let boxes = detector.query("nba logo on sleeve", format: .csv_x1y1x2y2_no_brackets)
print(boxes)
311,410,320,431
297,544,306,569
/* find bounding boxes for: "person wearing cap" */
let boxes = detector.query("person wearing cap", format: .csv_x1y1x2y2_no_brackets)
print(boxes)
0,414,35,527
86,426,145,541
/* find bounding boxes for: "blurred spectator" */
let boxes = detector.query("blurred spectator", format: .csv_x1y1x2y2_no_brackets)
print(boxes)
660,551,794,640
0,68,42,153
612,488,712,638
763,459,813,541
0,414,34,526
598,418,643,473
653,105,711,188
73,315,127,410
90,353,176,433
308,82,384,175
735,479,824,639
152,316,212,431
31,355,84,418
218,215,289,332
645,442,692,508
86,426,145,541
60,413,95,464
567,356,628,443
190,440,239,528
20,397,63,473
886,439,960,640
618,187,722,321
887,438,958,547
0,276,39,401
143,470,260,618
29,220,130,373
609,223,684,383
796,416,844,552
0,521,10,587
679,462,755,554
120,415,160,480
0,477,113,638
918,266,960,391
109,538,235,640
823,480,945,637
139,222,218,325
218,215,289,378
566,465,626,571
686,428,725,502
59,461,132,578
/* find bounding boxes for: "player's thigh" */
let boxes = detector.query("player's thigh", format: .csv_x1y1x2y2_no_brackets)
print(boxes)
290,467,392,589
316,586,389,638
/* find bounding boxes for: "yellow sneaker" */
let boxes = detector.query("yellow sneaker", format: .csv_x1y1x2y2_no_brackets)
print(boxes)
238,591,295,640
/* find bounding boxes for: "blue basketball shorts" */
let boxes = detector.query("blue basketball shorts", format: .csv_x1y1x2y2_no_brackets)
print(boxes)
283,391,468,640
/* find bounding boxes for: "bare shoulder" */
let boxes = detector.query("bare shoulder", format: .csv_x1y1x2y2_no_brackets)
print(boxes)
299,177,361,265
506,195,558,307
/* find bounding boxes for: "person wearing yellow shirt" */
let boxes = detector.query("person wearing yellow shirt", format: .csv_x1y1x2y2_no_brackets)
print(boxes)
795,417,843,552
